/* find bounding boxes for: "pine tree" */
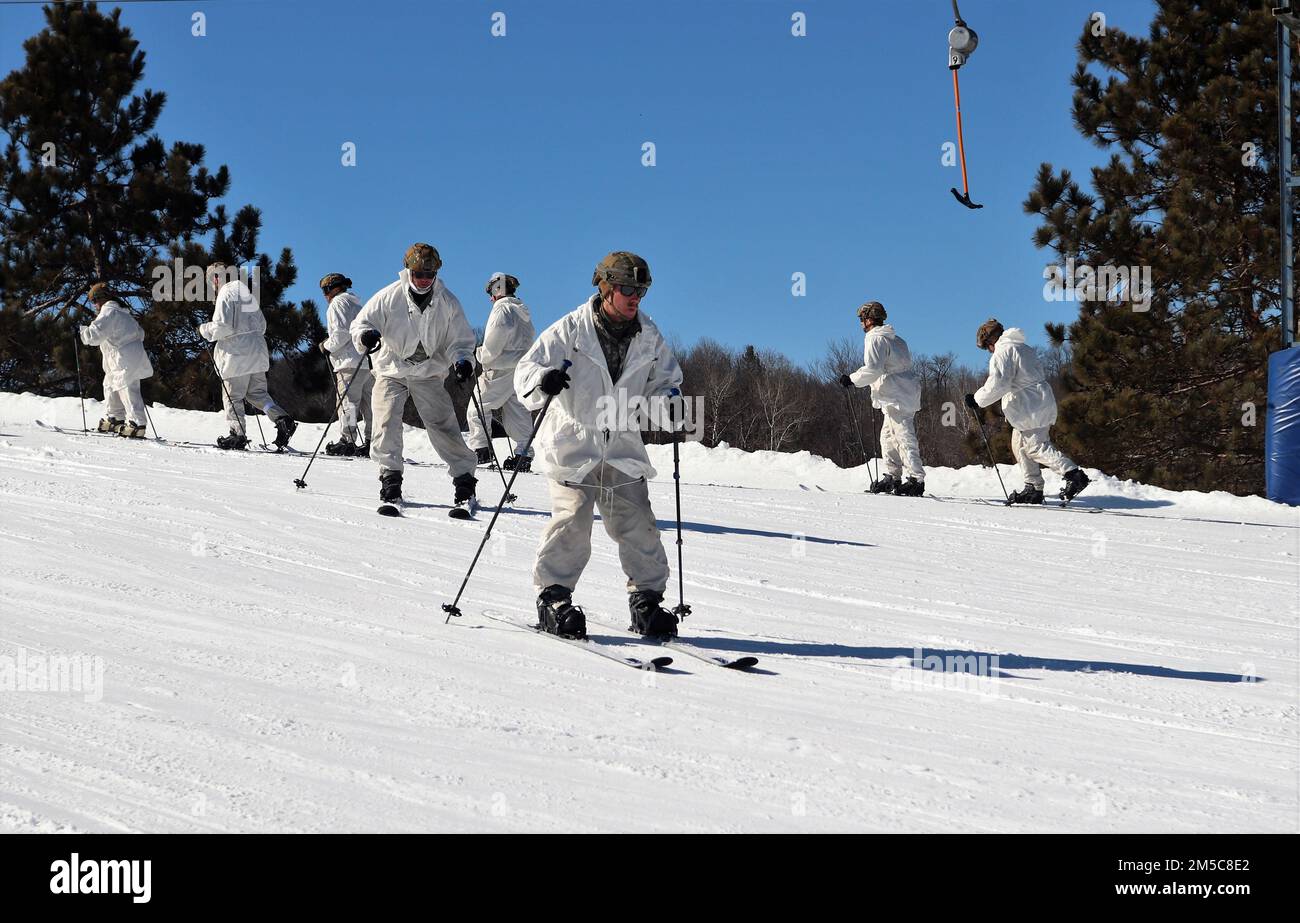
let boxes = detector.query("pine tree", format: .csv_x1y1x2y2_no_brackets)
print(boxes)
1024,0,1293,494
0,1,327,413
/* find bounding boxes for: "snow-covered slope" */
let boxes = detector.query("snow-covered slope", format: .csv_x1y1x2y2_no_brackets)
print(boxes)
0,392,1296,832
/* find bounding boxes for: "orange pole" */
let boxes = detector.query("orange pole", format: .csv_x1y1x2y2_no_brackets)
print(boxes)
952,69,971,195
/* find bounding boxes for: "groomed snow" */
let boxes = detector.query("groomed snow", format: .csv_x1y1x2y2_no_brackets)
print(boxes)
0,392,1296,832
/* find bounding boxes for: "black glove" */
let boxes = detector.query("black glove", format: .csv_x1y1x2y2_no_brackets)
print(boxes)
839,374,853,388
964,393,979,410
317,341,330,355
539,367,571,396
454,358,474,383
359,329,381,353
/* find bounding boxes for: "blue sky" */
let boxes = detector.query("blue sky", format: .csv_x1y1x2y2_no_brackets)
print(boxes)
0,0,1157,368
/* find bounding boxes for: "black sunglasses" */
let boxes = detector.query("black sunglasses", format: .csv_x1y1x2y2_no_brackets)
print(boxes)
615,284,647,298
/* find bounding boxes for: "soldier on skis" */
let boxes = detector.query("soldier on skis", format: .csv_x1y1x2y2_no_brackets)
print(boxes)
79,282,153,438
199,262,298,451
467,272,537,473
966,318,1089,504
317,272,372,457
349,243,479,515
515,251,684,641
839,301,925,496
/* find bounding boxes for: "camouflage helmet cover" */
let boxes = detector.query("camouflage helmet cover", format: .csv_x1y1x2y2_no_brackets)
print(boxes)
319,272,353,293
592,251,652,290
404,243,442,272
976,318,1004,349
856,301,887,323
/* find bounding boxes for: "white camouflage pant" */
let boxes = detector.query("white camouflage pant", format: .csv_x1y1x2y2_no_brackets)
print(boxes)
1012,426,1077,489
370,374,477,477
879,405,924,481
222,372,289,434
466,369,533,455
533,462,669,595
334,366,374,443
104,380,146,426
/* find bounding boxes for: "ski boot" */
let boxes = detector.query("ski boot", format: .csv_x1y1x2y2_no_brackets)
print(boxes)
893,476,925,497
325,437,356,456
474,446,494,467
379,468,403,504
537,585,586,639
868,472,898,494
1059,468,1090,502
97,416,123,433
355,439,370,458
1006,484,1045,505
116,421,147,439
628,589,679,639
503,454,531,473
451,472,479,518
216,430,249,450
273,417,298,451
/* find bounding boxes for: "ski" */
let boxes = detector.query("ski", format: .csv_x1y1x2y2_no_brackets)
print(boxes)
478,610,672,671
927,494,1104,514
35,420,122,438
377,503,402,517
659,639,758,671
585,616,759,671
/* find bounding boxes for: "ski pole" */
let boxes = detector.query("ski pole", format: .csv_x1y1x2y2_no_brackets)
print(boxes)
141,391,161,441
965,400,1008,502
72,329,88,433
443,359,570,624
294,352,373,489
193,329,248,441
668,388,690,621
866,400,882,486
842,386,877,484
469,376,517,504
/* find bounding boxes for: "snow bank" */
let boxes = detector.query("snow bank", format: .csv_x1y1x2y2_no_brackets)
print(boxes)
3,391,1293,525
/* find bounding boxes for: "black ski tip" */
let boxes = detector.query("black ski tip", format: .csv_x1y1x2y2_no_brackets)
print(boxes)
725,656,760,670
447,507,473,520
378,504,402,517
648,656,673,670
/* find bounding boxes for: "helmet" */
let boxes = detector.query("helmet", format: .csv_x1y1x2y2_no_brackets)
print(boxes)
318,272,352,294
976,318,1004,349
485,272,520,297
856,301,887,324
592,251,652,291
404,243,442,272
